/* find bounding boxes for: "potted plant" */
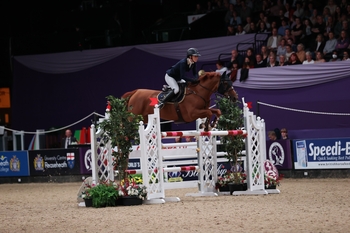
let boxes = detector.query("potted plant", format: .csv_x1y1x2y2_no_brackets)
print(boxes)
98,95,143,181
118,178,147,206
88,181,119,208
216,96,246,191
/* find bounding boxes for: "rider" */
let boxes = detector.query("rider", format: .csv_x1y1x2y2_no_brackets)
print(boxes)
157,48,201,108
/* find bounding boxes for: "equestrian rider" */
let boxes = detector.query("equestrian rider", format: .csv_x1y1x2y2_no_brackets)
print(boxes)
157,48,201,108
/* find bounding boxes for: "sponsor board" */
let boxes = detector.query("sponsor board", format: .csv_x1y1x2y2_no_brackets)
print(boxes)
266,140,293,170
293,138,350,169
28,149,80,176
0,151,29,177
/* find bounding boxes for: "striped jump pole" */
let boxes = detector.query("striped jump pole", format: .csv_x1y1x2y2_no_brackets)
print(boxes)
126,166,199,175
161,130,246,137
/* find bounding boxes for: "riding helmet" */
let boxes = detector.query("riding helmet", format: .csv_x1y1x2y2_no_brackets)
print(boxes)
187,48,201,57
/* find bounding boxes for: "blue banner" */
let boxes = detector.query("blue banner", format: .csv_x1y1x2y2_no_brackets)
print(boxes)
0,151,30,177
293,138,350,169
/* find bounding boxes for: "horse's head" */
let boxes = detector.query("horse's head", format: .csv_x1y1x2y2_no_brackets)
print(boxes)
217,72,238,102
195,71,237,102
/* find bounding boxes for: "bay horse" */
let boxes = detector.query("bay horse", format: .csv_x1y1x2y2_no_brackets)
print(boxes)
121,71,238,130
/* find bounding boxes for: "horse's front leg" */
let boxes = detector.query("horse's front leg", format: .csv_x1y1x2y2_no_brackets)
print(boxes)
209,109,221,128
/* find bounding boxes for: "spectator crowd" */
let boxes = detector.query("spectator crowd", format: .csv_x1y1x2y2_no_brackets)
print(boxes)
197,0,350,69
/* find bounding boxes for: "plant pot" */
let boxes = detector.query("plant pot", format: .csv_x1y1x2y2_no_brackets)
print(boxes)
84,198,93,207
266,185,276,189
115,198,123,206
242,183,247,191
229,183,243,195
218,185,230,192
121,196,143,206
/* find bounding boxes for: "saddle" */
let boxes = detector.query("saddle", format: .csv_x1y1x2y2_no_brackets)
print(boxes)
157,83,186,104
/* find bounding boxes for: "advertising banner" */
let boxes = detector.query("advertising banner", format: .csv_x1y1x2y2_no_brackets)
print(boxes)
293,138,350,169
266,140,293,170
28,149,80,176
0,151,29,177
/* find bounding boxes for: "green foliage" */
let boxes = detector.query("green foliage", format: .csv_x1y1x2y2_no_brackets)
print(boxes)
216,96,245,165
89,182,119,208
98,95,143,179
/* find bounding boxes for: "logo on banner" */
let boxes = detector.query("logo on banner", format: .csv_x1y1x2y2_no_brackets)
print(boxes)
10,155,20,172
67,153,75,169
268,142,285,166
34,154,44,171
0,155,9,173
84,149,92,171
264,160,279,180
168,168,183,182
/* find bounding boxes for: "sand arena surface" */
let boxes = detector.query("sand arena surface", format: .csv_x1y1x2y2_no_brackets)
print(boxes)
0,178,349,233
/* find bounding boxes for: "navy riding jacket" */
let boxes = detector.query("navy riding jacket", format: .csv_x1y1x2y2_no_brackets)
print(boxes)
166,58,198,82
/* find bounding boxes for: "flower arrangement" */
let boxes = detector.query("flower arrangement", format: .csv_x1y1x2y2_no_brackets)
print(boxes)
264,174,283,189
119,178,147,200
215,171,247,189
87,181,119,208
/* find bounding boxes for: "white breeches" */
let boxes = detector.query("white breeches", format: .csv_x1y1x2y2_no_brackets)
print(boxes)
165,74,184,94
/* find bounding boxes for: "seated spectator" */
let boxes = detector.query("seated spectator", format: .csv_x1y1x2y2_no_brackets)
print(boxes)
288,52,302,65
267,28,282,52
285,44,294,61
284,3,294,21
280,128,289,139
243,16,252,33
287,38,297,52
242,56,254,69
246,47,255,64
229,60,239,81
225,4,235,27
315,51,326,63
283,28,293,41
235,24,246,35
329,50,341,62
257,21,268,33
261,45,269,64
266,53,279,67
230,11,242,28
278,19,290,36
278,54,288,66
248,22,257,34
268,131,277,141
335,30,350,53
278,10,289,26
255,53,266,68
302,18,314,48
293,2,304,18
296,43,306,63
215,60,228,75
324,15,336,39
227,24,236,36
226,49,244,69
239,0,252,25
276,39,287,61
311,15,326,42
342,50,350,60
310,34,326,55
323,31,338,59
334,15,348,37
303,51,315,64
263,16,271,31
325,0,337,15
291,17,304,45
310,9,318,25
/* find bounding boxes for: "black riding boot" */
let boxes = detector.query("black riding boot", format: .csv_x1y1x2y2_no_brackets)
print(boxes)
158,90,175,109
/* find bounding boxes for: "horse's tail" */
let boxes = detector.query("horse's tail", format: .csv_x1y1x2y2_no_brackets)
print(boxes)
121,90,137,105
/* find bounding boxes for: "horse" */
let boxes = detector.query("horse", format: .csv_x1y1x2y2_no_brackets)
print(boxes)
121,71,238,130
